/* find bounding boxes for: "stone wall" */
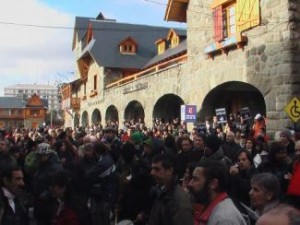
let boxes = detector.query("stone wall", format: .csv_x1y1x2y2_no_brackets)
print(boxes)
185,0,300,136
73,0,300,137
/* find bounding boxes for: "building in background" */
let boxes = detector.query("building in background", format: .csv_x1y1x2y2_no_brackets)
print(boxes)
0,94,48,129
4,83,60,111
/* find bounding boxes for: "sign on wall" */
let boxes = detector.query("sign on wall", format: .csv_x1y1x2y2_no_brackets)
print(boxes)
181,105,197,123
285,97,300,123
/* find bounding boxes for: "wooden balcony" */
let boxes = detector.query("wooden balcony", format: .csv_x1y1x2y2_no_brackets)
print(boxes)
62,97,81,110
0,114,24,119
71,97,80,109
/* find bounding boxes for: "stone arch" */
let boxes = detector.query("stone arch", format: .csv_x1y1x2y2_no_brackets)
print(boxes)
153,94,184,123
81,111,89,127
105,105,119,124
91,108,101,125
74,113,80,127
124,100,145,123
199,81,266,121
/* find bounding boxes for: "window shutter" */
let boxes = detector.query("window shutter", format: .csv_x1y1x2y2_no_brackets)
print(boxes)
236,0,260,33
214,5,224,42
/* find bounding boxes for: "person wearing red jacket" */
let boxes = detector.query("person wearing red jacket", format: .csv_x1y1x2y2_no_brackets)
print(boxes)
286,140,300,209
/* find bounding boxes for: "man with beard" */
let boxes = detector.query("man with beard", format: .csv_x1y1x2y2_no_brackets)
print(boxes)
0,166,29,225
148,154,194,225
188,160,246,225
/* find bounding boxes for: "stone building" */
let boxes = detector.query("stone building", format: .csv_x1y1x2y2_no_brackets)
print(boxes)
63,0,300,137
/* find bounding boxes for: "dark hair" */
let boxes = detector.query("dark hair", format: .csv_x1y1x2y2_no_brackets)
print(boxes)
93,141,108,155
234,149,253,165
152,153,176,171
205,135,222,153
50,170,90,224
1,166,22,186
251,173,280,200
164,134,178,155
197,160,229,192
268,141,286,162
121,142,136,163
180,136,193,146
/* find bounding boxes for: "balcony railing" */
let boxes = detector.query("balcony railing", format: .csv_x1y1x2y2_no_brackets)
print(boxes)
106,54,187,89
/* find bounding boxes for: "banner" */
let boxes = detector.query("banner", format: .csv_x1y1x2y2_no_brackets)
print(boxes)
240,107,251,120
181,105,197,123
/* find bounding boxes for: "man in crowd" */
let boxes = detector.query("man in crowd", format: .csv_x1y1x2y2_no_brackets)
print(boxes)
222,131,242,162
32,143,62,225
148,154,194,225
188,160,246,225
0,138,17,175
0,166,28,225
256,204,300,225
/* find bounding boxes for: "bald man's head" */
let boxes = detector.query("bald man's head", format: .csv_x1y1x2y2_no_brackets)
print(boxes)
256,204,300,225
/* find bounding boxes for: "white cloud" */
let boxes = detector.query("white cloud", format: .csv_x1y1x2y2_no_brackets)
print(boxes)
0,0,75,95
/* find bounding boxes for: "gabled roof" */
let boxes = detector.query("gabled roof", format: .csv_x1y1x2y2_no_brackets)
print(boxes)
143,39,187,69
72,15,117,50
77,20,171,69
72,17,92,50
0,97,48,109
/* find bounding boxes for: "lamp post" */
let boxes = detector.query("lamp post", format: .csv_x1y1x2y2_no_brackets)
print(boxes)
50,110,53,128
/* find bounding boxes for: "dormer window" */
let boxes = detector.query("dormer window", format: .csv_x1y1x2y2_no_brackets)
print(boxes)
155,39,166,55
167,29,180,48
119,36,137,54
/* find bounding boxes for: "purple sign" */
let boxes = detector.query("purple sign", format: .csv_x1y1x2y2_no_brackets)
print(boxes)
181,105,197,122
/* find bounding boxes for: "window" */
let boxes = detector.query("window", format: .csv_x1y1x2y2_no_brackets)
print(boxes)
120,44,136,54
206,0,260,55
155,39,166,55
171,36,178,47
30,110,39,116
94,75,97,90
119,36,137,54
158,42,165,54
222,5,236,39
213,0,260,42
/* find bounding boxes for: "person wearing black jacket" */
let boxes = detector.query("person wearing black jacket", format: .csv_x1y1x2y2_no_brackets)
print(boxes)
0,166,29,225
229,149,257,207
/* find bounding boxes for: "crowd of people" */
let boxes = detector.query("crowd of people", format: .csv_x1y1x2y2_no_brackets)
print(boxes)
0,113,299,225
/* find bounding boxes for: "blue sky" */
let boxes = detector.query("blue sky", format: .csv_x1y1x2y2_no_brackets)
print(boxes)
0,0,185,95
